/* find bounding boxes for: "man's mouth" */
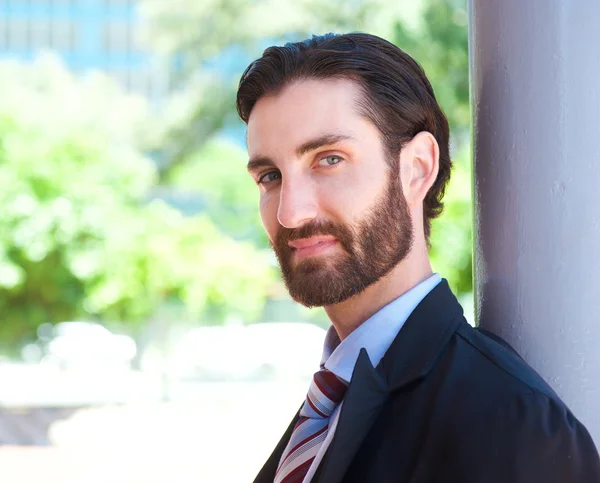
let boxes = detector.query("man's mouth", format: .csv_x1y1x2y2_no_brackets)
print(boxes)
288,236,338,259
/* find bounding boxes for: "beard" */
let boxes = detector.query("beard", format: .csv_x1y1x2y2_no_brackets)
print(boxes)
272,167,414,307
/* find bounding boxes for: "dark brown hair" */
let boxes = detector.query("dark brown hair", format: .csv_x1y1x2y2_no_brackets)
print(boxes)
236,32,451,241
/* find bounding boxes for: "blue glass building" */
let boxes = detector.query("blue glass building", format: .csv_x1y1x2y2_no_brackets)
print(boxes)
0,0,169,99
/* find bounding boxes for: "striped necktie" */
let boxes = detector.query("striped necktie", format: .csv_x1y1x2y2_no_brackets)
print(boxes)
274,367,348,483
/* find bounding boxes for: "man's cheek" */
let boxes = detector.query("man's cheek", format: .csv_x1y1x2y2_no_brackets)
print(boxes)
261,215,279,245
260,199,281,240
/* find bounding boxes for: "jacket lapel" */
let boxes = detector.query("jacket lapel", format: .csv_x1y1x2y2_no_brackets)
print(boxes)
313,348,389,483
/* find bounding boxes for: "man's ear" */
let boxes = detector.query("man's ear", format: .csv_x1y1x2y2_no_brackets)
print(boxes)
399,131,440,206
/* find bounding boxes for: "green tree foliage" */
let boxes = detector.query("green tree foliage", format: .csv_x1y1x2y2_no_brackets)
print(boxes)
0,57,274,350
0,0,474,355
429,146,472,296
167,138,267,246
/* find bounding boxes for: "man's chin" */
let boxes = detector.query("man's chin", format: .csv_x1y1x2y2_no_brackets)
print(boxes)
288,290,349,308
285,274,357,308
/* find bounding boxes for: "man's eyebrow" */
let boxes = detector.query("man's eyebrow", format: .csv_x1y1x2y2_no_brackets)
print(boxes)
247,134,354,172
296,134,355,157
247,156,276,172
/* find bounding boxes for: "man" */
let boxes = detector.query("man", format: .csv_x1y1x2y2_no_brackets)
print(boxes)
236,33,600,483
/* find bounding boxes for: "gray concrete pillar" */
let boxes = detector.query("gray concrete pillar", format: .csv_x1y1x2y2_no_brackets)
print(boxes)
469,0,600,444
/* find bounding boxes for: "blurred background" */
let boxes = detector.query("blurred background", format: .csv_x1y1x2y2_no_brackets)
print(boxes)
0,0,471,481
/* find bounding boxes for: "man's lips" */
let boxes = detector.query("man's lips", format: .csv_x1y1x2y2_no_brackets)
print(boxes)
288,236,337,250
288,236,339,259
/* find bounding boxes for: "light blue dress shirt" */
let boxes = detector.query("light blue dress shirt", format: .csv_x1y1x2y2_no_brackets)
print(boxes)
302,273,442,483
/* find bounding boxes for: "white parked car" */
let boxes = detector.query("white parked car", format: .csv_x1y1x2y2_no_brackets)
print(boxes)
42,321,137,371
171,322,326,381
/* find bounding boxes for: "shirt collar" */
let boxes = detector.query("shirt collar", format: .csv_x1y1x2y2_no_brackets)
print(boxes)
321,273,442,383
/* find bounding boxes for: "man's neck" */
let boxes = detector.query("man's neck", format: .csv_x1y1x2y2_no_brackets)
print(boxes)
324,250,434,341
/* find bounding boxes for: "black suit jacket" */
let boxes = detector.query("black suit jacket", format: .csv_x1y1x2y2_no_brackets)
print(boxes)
254,280,600,482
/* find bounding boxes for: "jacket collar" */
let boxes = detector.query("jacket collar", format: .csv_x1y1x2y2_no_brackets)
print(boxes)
379,279,464,391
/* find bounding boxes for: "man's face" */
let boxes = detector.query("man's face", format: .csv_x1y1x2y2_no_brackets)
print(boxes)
246,79,413,307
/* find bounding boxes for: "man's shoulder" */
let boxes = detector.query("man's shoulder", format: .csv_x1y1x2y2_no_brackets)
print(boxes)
450,320,564,403
423,321,600,481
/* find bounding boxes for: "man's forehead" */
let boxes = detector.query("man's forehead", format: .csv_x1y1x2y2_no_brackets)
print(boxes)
246,78,366,156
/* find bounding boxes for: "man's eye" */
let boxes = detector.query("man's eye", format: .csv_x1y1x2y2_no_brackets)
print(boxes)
258,171,281,185
317,155,343,167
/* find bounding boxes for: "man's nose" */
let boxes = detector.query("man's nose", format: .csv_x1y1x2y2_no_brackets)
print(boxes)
277,178,318,229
